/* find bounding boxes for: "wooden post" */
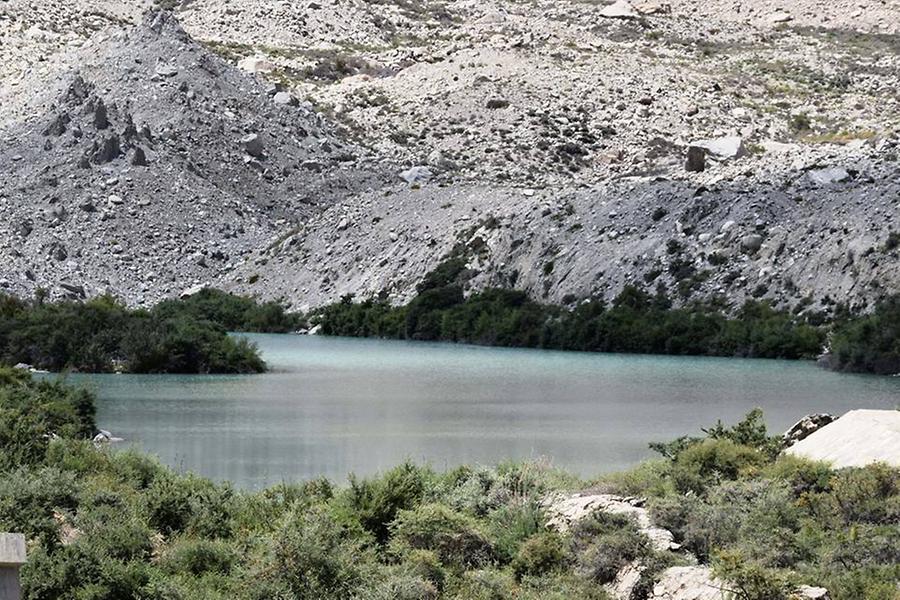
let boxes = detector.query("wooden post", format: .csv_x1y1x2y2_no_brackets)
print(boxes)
0,533,26,600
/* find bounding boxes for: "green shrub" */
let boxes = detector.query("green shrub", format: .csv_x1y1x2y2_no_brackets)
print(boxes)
671,439,765,494
713,550,791,600
0,292,269,374
161,539,236,576
389,503,495,570
341,462,430,545
0,467,78,548
487,502,545,564
263,506,374,599
403,549,446,592
829,296,900,374
511,532,567,580
571,512,651,584
0,373,95,469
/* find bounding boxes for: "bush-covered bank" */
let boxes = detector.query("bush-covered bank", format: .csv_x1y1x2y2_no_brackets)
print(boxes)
2,373,897,600
0,289,298,374
310,263,900,374
313,284,825,360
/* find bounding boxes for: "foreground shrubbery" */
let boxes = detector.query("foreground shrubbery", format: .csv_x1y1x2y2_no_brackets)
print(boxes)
1,374,898,599
0,289,295,373
312,260,900,374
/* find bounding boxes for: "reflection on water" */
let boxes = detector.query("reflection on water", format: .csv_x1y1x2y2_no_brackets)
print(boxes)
60,334,900,489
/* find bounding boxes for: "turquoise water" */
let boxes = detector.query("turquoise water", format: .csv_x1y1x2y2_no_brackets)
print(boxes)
62,334,900,489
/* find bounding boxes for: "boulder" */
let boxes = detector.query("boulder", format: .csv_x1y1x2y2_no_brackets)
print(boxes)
782,414,836,447
544,493,678,552
273,91,298,106
650,566,725,599
241,133,265,158
600,0,640,19
608,563,645,600
807,167,850,186
401,166,433,184
740,234,763,253
237,57,276,74
785,409,900,468
685,146,706,172
689,136,745,161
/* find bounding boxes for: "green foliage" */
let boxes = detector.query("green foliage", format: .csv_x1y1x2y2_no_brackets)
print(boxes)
389,503,495,570
3,376,899,600
340,462,431,545
0,291,273,374
153,289,302,333
262,506,375,599
571,512,651,584
313,265,827,360
0,371,95,469
511,532,567,580
829,295,900,374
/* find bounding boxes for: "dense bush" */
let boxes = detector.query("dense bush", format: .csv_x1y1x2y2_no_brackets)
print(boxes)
2,376,899,599
312,262,828,360
153,288,303,333
389,503,495,570
0,291,276,373
828,295,900,374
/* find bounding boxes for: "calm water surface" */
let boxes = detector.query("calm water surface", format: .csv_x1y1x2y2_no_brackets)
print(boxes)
63,334,900,488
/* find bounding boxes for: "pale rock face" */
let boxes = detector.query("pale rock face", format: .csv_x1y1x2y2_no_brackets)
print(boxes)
599,0,640,19
785,409,900,468
650,566,726,600
807,167,850,186
543,493,679,552
791,585,831,600
237,56,276,74
689,136,746,161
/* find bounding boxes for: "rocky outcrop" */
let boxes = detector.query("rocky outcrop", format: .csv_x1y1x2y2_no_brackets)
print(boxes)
0,11,385,307
544,493,679,552
783,413,837,447
649,566,726,600
785,409,900,468
2,0,900,314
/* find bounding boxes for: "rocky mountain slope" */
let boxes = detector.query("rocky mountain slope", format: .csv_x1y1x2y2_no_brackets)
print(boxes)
1,0,899,313
0,10,383,304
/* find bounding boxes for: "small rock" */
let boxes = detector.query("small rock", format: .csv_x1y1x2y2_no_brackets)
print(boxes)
689,136,745,160
808,167,850,186
769,10,793,23
791,586,830,600
154,62,179,77
273,91,298,106
600,0,640,18
237,57,276,74
58,281,86,299
685,146,706,172
400,166,432,184
740,234,764,253
241,133,265,158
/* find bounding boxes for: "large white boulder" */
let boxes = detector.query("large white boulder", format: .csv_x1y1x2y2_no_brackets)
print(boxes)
650,566,726,599
785,409,900,468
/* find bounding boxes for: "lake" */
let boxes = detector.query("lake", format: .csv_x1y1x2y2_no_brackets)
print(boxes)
64,334,900,489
